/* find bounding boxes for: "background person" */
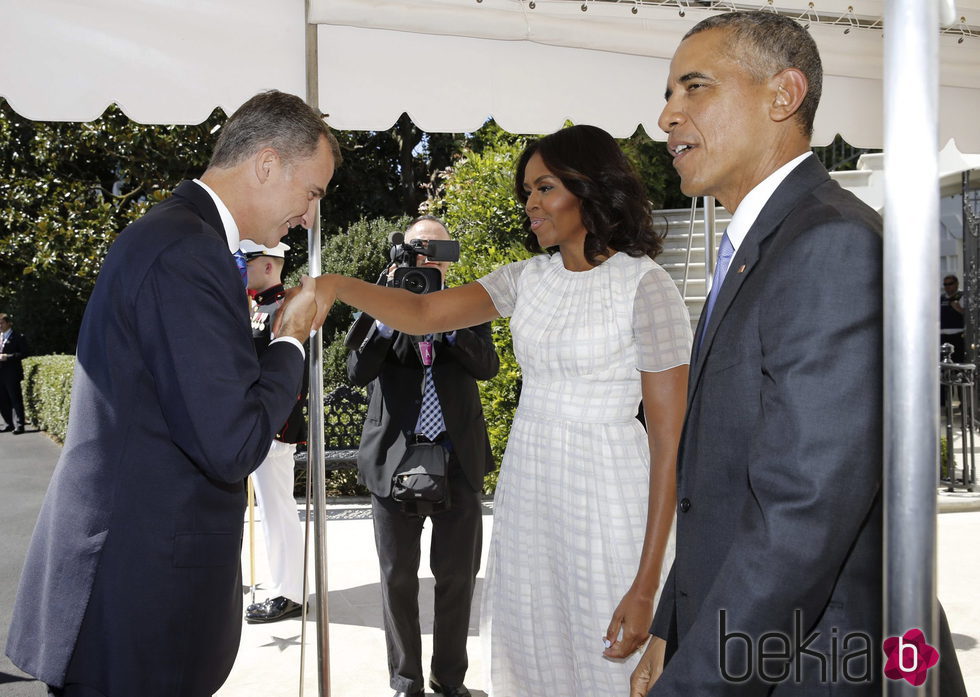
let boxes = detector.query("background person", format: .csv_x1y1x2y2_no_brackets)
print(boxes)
346,216,499,697
310,124,691,697
941,273,966,363
241,238,310,623
0,312,28,434
5,90,337,697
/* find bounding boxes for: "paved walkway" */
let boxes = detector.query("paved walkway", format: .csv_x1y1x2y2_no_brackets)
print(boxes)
2,429,978,696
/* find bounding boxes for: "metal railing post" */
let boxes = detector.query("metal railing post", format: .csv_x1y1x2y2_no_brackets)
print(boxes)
703,195,717,294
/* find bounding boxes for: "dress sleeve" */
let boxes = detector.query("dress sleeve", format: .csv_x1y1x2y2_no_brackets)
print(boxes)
633,265,693,372
475,258,531,318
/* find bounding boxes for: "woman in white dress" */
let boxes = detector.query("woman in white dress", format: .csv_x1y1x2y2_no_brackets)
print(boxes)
314,125,692,696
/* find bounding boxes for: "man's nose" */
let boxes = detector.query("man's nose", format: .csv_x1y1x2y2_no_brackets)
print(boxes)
300,198,318,229
658,99,681,134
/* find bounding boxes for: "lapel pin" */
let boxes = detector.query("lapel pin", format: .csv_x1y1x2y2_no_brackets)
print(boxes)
737,264,746,273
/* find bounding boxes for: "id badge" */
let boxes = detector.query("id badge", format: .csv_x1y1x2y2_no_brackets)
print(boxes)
418,340,433,366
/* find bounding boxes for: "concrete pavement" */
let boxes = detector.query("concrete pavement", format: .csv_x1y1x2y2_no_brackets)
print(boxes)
2,428,979,696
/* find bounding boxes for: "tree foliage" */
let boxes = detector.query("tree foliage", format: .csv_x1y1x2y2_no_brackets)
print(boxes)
0,99,222,353
1,104,690,490
320,114,466,239
426,126,532,485
0,104,468,354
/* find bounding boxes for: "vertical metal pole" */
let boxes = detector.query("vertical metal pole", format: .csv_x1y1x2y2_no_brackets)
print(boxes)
703,195,717,293
681,197,698,300
883,0,939,692
304,4,330,696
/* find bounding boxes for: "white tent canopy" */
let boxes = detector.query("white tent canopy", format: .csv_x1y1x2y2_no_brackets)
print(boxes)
2,0,979,149
831,139,980,210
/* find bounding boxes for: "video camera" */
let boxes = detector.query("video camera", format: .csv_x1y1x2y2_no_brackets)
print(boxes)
387,231,460,295
343,230,460,349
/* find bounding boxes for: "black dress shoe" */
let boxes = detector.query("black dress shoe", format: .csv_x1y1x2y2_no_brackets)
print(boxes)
13,427,24,434
245,596,303,623
0,425,12,433
429,675,471,697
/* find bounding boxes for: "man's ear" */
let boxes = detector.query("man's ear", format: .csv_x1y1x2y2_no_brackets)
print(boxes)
253,147,280,184
769,67,807,124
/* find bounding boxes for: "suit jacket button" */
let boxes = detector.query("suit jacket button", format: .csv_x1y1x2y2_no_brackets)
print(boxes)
679,498,691,513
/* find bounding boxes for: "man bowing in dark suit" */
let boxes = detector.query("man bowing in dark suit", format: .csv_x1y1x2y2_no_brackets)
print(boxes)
347,216,499,697
6,90,339,697
630,12,887,695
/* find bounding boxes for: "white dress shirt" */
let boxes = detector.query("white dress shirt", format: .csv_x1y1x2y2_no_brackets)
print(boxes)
725,152,813,256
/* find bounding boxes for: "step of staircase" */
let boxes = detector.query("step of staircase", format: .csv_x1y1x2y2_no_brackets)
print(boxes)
655,205,731,329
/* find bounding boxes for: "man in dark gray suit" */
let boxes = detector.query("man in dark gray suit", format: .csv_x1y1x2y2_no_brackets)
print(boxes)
6,90,338,697
347,216,499,697
630,12,887,695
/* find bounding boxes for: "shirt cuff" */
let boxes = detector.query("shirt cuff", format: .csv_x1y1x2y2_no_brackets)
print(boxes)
270,336,305,360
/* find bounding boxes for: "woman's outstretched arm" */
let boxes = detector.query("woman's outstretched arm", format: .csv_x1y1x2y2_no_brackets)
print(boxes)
312,273,501,335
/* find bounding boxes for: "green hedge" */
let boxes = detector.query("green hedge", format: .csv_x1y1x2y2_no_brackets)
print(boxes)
22,354,75,443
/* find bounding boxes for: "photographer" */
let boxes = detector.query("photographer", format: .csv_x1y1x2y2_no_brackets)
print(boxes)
346,215,499,697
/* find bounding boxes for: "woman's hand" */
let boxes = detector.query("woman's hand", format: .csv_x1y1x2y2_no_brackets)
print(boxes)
311,274,340,330
603,586,655,659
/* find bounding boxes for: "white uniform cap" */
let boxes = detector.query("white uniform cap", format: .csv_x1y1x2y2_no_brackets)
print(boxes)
240,239,290,259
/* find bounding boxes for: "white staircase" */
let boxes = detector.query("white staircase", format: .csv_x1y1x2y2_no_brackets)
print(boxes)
654,204,732,330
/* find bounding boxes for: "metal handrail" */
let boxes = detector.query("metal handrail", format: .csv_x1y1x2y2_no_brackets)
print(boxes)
681,196,698,299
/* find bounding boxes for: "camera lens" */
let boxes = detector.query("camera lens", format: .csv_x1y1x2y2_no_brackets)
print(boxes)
401,270,430,294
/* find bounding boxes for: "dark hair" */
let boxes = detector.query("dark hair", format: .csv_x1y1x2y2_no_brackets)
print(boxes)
514,124,663,265
209,90,342,169
685,11,822,138
0,313,10,325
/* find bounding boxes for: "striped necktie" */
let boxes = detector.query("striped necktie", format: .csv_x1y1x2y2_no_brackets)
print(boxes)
415,336,446,440
233,250,248,287
698,231,735,351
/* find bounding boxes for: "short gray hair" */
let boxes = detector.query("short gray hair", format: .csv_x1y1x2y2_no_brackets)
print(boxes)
685,11,822,139
408,214,450,236
209,90,342,169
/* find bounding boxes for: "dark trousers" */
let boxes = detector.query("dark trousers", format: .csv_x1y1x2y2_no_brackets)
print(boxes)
372,466,483,693
0,370,25,429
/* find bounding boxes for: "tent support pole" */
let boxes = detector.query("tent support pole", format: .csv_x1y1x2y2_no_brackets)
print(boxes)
304,7,331,697
883,0,939,692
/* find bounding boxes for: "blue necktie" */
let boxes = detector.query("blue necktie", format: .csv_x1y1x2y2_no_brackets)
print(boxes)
698,231,735,350
416,336,446,440
233,250,248,287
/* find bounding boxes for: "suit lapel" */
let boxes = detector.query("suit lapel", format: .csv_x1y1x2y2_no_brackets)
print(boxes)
687,156,833,402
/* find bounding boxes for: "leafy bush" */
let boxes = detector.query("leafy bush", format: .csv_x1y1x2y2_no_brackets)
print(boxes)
427,134,532,491
22,355,75,442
